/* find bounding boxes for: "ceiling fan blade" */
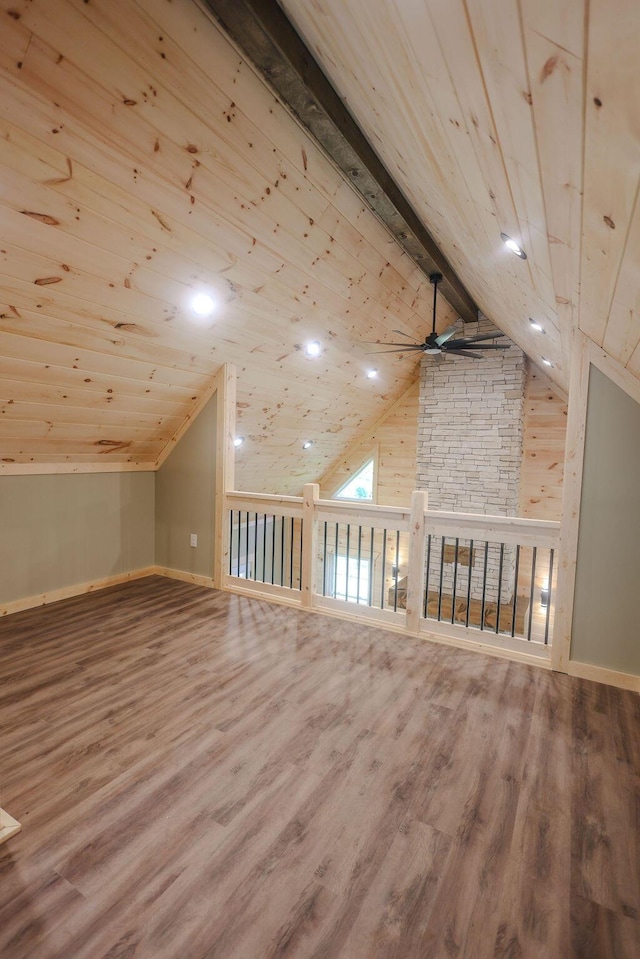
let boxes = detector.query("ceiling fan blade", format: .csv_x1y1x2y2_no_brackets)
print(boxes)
435,320,463,346
451,331,507,344
365,347,424,354
369,341,425,348
445,341,510,350
392,329,419,339
457,343,510,350
445,348,482,359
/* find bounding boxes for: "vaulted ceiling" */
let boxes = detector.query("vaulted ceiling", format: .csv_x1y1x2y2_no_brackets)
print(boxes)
0,0,638,493
279,0,640,389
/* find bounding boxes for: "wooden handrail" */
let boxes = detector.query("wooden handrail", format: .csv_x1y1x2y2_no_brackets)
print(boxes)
226,490,303,506
424,510,560,549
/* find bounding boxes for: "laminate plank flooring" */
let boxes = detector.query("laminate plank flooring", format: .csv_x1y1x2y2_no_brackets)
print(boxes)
0,576,638,958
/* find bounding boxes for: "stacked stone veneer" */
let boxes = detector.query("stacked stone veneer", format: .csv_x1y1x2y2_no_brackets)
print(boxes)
416,319,525,603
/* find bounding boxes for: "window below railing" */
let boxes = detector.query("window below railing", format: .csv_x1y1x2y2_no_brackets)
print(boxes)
318,522,409,612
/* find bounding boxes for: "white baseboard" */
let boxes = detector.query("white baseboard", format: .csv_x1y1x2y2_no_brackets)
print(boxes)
567,660,640,692
0,567,157,618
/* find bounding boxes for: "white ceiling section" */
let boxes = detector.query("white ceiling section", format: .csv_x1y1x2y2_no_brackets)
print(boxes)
1,0,639,489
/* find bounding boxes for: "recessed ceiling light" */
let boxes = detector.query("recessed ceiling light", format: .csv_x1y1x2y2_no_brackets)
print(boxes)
305,341,321,357
191,293,216,317
233,436,245,447
541,357,553,367
529,318,545,333
500,233,527,259
366,369,378,379
302,440,313,449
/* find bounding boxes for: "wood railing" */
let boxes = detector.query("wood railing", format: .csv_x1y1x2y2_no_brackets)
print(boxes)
224,486,560,662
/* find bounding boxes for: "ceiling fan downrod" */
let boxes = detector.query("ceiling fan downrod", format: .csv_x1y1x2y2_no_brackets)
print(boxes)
369,273,510,360
426,272,444,353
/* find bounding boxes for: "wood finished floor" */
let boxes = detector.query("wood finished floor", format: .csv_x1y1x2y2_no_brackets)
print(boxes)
1,576,639,959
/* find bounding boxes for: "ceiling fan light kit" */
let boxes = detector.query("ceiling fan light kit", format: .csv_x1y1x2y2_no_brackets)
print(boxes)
373,273,510,361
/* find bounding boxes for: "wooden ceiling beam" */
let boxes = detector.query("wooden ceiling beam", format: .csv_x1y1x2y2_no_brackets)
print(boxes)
199,0,480,324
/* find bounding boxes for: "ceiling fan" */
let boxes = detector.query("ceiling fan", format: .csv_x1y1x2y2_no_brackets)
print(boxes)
372,273,510,360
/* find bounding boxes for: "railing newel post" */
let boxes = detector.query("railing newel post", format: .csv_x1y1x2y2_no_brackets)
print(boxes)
301,483,320,608
406,490,429,634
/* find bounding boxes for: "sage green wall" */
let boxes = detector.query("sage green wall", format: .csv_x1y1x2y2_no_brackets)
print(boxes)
572,365,640,676
155,394,217,578
0,471,155,604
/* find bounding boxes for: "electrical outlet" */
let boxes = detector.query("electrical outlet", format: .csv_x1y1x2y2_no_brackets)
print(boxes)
190,533,198,548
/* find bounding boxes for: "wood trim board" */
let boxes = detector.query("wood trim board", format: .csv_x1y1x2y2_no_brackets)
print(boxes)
551,331,591,671
588,339,640,407
566,660,640,693
0,808,22,847
0,567,157,617
0,461,155,475
420,617,551,665
153,565,216,589
154,369,221,470
553,335,640,675
214,363,236,588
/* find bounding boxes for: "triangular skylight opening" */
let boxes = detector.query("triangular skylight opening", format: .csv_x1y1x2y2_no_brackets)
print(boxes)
334,458,374,501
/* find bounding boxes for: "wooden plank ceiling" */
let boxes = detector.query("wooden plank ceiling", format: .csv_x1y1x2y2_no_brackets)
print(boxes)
0,0,459,490
0,0,639,491
281,0,640,389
